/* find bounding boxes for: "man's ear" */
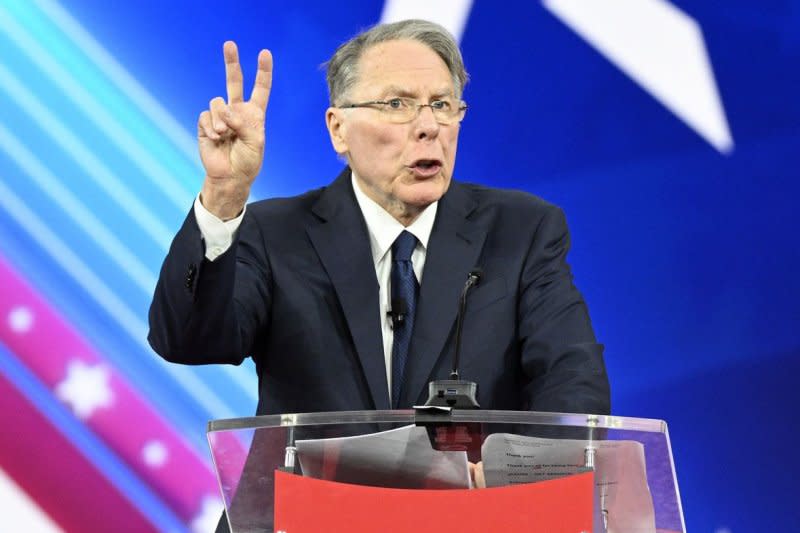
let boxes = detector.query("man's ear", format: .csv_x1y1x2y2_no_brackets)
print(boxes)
325,107,349,154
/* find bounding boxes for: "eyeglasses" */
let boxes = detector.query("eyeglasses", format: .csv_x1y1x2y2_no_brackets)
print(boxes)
339,97,468,125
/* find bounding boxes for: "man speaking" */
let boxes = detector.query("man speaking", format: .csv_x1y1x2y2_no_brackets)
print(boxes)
148,19,610,419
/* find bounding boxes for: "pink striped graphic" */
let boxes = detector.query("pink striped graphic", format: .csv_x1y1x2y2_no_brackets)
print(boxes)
0,372,158,532
0,256,245,525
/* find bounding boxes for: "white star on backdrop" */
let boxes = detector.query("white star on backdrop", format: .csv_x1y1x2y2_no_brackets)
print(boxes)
543,0,733,153
55,360,114,419
382,0,733,154
381,0,473,42
7,306,34,333
141,440,169,468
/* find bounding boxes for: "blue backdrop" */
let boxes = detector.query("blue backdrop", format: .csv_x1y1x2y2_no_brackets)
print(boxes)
0,1,798,531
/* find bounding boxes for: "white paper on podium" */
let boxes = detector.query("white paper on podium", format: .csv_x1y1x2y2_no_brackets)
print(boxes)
296,424,470,489
481,434,657,533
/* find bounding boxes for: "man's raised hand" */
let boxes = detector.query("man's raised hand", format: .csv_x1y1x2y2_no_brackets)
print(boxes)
198,41,272,220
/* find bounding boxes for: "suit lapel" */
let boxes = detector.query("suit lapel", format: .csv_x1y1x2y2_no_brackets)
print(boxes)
306,169,390,410
400,182,487,406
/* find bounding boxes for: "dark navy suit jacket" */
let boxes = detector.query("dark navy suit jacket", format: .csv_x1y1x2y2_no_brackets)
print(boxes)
148,168,610,416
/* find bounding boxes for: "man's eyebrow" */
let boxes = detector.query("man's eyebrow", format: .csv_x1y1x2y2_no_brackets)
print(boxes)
380,85,416,98
431,89,456,100
379,85,455,99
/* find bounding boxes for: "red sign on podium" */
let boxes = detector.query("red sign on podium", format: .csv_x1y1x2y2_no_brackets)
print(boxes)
274,469,594,532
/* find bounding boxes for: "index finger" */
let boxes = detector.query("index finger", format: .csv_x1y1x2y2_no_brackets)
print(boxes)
249,49,273,112
223,41,244,104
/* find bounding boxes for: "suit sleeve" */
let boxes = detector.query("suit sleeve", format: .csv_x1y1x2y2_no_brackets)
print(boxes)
517,205,611,415
147,208,272,365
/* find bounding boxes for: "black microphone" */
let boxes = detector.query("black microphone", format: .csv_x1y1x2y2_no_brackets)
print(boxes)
452,268,482,380
388,298,408,329
422,268,483,409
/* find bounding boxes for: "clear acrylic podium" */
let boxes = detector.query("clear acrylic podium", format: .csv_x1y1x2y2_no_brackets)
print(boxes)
207,410,685,533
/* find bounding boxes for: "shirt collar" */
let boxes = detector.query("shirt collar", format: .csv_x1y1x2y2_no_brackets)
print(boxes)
351,172,438,265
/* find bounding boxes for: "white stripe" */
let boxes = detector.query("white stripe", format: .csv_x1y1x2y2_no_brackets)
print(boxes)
32,0,200,165
0,7,258,401
0,62,173,251
380,0,474,41
0,6,195,209
0,467,65,533
0,177,239,419
0,123,157,294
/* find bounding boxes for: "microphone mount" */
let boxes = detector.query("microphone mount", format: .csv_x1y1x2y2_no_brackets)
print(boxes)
421,268,483,410
416,269,483,455
388,298,408,329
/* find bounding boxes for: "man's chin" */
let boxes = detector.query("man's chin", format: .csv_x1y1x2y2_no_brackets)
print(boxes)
402,195,442,212
400,180,449,206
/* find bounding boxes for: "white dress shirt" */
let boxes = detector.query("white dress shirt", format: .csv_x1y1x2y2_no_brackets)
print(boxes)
193,172,437,400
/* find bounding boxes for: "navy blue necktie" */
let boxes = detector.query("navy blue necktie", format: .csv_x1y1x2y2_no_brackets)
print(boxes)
391,230,419,408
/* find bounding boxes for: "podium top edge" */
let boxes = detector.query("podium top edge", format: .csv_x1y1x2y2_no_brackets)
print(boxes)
206,409,668,434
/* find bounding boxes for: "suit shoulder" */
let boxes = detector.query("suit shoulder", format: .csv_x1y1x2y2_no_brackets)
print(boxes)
458,182,562,216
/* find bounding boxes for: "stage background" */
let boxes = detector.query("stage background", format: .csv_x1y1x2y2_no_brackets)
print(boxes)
1,0,798,531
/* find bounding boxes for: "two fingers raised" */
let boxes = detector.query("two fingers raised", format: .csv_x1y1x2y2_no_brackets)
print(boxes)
223,41,273,112
199,41,272,141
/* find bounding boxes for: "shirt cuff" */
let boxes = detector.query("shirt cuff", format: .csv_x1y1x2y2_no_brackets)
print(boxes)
193,194,246,261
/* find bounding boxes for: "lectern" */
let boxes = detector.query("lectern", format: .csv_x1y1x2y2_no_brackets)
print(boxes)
207,410,684,533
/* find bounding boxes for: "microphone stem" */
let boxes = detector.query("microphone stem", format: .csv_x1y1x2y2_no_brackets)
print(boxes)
451,274,478,379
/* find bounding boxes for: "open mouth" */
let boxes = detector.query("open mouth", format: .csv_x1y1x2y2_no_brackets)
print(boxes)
410,159,442,177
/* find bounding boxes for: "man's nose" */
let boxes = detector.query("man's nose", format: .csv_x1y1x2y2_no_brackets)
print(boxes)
414,105,440,139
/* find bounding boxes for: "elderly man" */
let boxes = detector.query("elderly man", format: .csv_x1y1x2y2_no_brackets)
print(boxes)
149,19,609,420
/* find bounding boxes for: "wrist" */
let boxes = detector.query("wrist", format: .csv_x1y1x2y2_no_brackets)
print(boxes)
200,181,248,221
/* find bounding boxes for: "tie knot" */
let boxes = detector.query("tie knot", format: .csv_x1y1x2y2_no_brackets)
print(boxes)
392,230,417,262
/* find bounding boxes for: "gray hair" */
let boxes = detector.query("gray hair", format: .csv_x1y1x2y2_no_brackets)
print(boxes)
325,19,469,106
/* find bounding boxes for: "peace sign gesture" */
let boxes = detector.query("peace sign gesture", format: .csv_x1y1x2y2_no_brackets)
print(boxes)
198,41,273,220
